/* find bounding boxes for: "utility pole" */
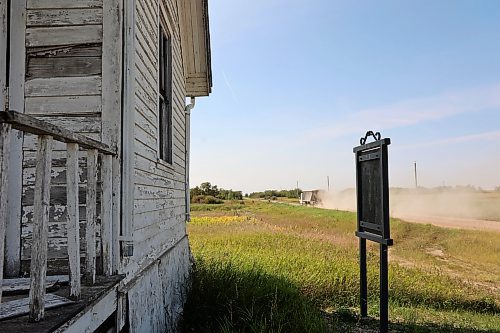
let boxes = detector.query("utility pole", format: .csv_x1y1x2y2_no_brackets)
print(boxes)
327,176,330,191
296,180,299,198
414,161,418,189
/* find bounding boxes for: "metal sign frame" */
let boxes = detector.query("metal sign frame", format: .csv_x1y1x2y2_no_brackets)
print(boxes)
353,131,393,333
353,131,392,245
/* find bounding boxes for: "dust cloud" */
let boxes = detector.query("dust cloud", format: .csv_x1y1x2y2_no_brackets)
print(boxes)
317,188,500,222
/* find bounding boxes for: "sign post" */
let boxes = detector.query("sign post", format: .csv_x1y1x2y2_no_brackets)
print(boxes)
353,131,393,333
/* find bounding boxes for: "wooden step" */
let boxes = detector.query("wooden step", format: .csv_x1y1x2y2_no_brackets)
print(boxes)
2,275,69,294
0,293,74,320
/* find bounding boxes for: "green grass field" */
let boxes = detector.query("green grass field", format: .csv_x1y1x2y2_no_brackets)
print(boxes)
182,201,500,332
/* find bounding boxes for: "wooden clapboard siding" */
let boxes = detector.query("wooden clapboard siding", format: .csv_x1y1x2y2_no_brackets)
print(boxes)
128,0,188,278
27,57,102,79
25,96,102,115
135,103,158,138
26,26,102,47
22,185,102,213
134,168,174,188
27,8,103,27
25,76,102,97
22,238,102,262
23,116,102,133
21,2,104,268
126,233,190,332
21,176,103,260
23,149,87,168
27,44,102,58
26,0,103,9
159,237,191,332
22,206,94,226
23,133,101,151
23,163,87,186
128,264,164,332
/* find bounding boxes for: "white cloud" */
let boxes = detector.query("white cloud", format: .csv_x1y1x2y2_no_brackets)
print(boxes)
304,84,500,140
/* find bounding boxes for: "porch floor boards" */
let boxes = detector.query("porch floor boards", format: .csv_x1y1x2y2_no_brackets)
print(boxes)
2,275,69,294
0,275,123,333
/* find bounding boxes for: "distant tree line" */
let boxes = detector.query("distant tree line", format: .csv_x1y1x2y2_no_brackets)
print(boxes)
190,182,243,204
248,189,302,199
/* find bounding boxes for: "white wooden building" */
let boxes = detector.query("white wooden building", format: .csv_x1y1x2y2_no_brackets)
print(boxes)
0,0,212,331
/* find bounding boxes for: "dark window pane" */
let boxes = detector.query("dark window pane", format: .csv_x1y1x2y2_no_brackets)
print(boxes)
158,25,172,164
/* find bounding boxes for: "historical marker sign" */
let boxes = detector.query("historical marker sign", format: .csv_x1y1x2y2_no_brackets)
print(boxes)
353,131,392,245
354,131,393,333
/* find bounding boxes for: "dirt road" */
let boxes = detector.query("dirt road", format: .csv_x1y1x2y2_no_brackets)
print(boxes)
278,200,500,232
394,214,500,232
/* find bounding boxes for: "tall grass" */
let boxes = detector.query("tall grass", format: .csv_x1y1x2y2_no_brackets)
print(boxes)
183,258,325,333
182,202,500,332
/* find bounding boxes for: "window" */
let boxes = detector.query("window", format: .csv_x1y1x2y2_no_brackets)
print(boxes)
159,24,172,163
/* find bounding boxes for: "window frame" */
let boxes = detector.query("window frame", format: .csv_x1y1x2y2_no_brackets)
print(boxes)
158,22,173,164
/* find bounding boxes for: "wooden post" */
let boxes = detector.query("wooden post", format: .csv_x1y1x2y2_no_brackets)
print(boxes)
4,0,26,278
85,149,98,285
0,0,7,109
380,244,389,333
116,291,127,331
66,143,81,299
102,0,123,275
5,0,27,279
101,154,113,276
360,238,367,317
0,123,12,304
111,157,121,274
122,0,136,259
29,135,53,322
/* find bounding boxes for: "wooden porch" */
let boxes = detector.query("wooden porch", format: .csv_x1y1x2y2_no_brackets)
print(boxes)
0,111,121,329
1,275,123,332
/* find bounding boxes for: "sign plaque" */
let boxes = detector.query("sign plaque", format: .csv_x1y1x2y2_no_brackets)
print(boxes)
353,131,393,333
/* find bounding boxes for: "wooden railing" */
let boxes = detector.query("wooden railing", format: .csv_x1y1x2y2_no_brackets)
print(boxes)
0,111,116,322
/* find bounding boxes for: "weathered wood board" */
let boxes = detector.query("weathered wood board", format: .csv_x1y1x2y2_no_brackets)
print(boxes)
85,149,98,285
25,77,102,96
27,58,102,79
0,293,73,320
29,135,53,321
27,8,103,27
0,124,12,303
2,275,69,294
25,96,103,115
26,26,103,47
21,0,104,273
130,0,190,271
27,0,103,9
67,143,81,298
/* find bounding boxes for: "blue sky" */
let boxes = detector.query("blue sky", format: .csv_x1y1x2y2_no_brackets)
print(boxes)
191,0,500,193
